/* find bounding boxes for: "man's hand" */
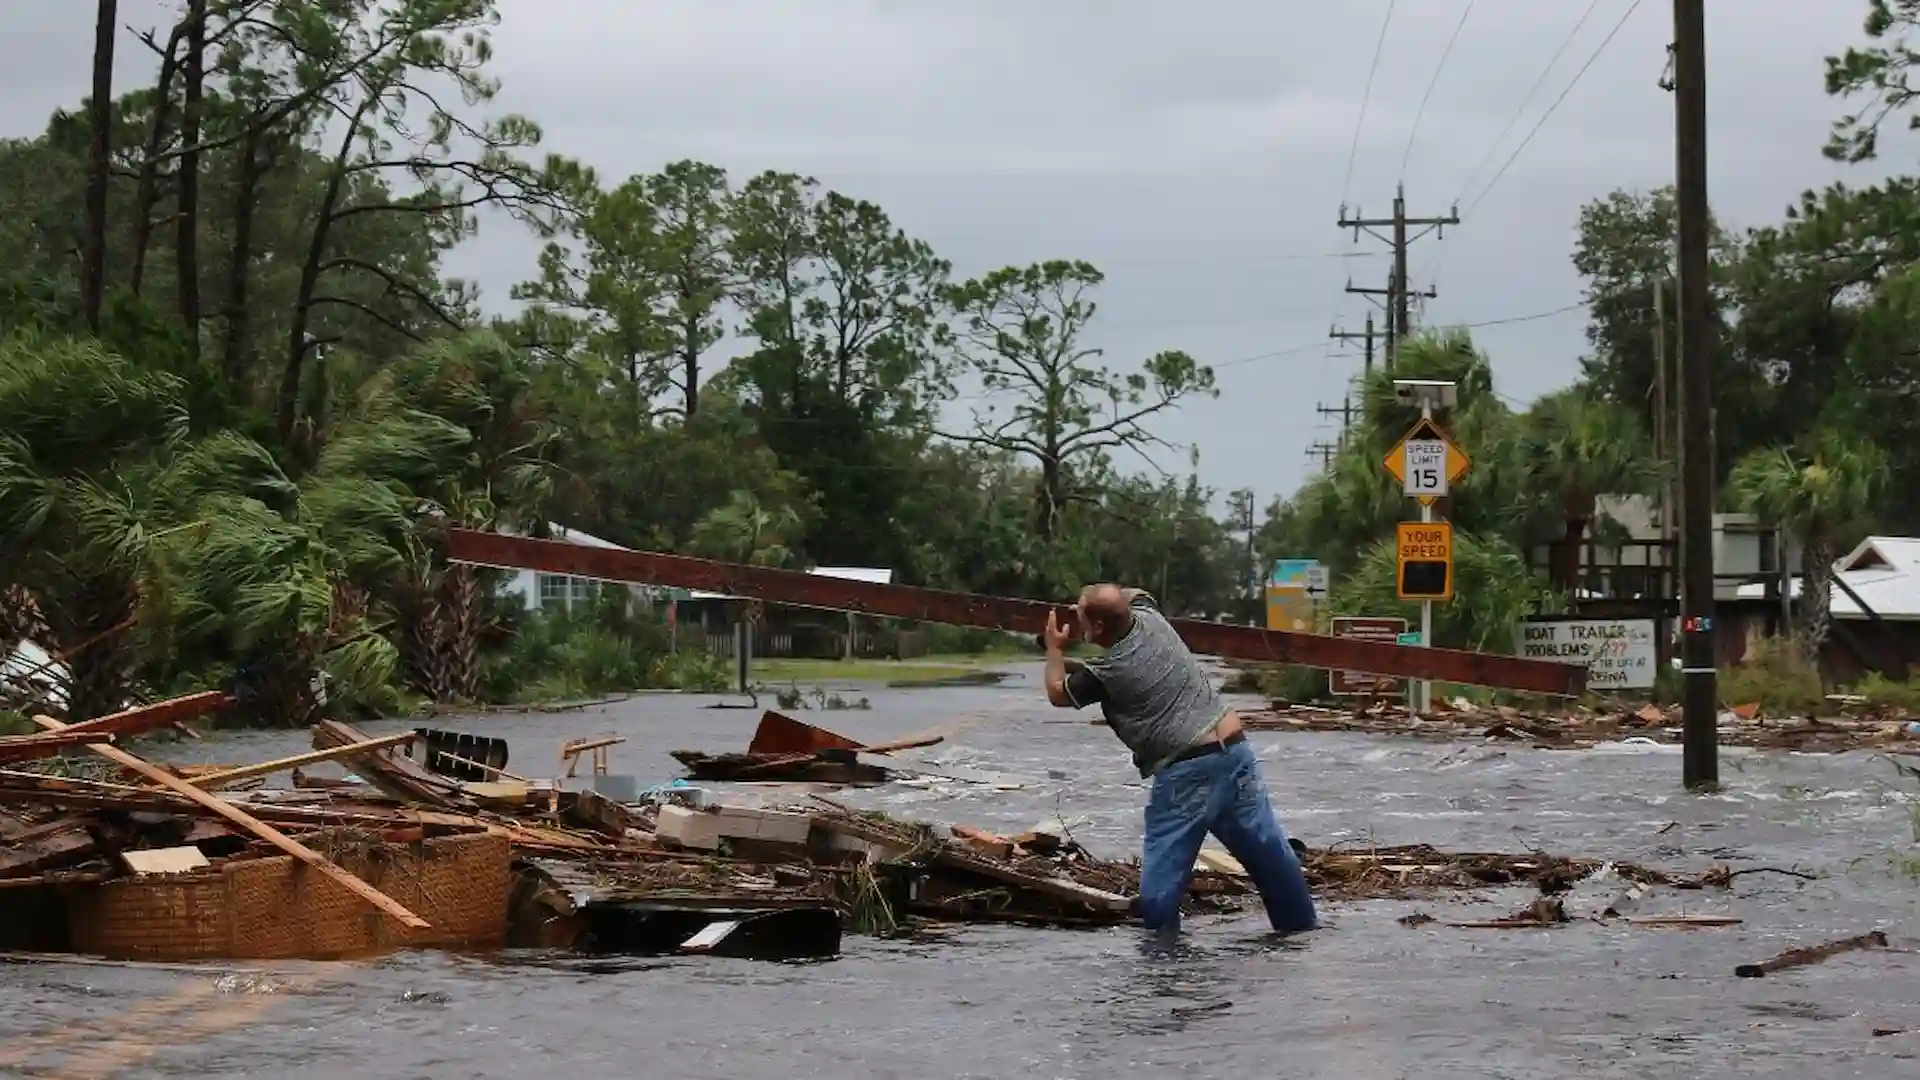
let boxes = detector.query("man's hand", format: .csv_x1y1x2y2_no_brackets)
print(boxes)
1043,607,1074,652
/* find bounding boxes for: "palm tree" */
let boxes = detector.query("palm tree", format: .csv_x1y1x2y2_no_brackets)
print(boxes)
1500,387,1668,593
1728,427,1888,670
156,415,473,724
352,332,561,702
0,333,187,718
688,489,805,567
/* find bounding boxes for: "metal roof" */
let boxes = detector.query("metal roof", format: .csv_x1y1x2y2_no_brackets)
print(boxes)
1735,535,1920,620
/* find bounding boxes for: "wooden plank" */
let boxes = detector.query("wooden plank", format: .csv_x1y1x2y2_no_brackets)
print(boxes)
52,691,232,739
313,720,472,808
931,847,1133,912
443,529,1586,695
29,714,430,930
121,846,212,875
0,730,115,764
0,817,96,878
184,731,420,790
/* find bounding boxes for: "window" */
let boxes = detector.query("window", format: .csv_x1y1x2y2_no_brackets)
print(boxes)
537,573,572,610
537,573,600,613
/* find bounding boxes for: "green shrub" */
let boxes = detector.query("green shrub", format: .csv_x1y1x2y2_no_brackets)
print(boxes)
482,593,719,703
1718,636,1824,715
1850,671,1920,713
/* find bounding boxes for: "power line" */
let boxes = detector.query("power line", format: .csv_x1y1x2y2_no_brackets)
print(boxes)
1449,0,1606,208
1464,0,1648,217
1399,0,1477,180
1340,0,1399,207
1212,301,1582,375
1421,0,1606,294
1444,302,1584,329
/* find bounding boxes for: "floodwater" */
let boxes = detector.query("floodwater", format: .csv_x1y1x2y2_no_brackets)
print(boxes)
4,661,1918,1079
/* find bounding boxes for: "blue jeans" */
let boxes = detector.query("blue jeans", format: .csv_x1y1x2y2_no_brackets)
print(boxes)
1139,739,1318,935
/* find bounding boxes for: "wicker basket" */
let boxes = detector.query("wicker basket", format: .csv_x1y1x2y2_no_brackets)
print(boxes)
67,831,510,961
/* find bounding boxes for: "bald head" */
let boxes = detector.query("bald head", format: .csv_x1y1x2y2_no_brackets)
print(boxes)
1076,583,1134,647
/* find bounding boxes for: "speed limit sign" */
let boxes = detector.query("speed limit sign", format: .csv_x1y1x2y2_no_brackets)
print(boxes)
1402,438,1448,497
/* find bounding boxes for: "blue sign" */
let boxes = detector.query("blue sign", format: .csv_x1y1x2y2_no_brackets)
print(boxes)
1271,559,1319,587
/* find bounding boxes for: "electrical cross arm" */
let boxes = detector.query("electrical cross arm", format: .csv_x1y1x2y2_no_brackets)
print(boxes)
442,530,1586,697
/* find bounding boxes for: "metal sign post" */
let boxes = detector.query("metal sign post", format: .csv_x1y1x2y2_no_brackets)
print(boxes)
1383,380,1465,715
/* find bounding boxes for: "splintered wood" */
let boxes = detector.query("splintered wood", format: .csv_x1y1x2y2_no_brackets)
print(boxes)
1735,930,1889,978
28,713,430,930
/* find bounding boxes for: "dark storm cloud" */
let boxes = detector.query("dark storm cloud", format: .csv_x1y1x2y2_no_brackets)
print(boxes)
0,0,1901,500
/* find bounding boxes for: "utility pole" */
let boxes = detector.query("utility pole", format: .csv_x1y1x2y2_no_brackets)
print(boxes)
1316,398,1360,444
1305,441,1339,469
1339,184,1459,367
1342,278,1434,367
1672,0,1718,790
1330,312,1379,376
1652,277,1677,670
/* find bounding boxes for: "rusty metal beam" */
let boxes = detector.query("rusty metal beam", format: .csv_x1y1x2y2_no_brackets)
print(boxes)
443,530,1587,696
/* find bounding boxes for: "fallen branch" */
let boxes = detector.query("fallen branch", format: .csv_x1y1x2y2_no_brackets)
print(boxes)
1735,930,1888,978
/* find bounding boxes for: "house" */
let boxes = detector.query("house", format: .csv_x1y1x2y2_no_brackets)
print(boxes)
496,523,651,615
1529,494,1792,664
1733,535,1920,680
676,566,919,660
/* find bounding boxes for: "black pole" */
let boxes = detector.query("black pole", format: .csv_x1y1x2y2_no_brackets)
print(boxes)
1674,0,1718,790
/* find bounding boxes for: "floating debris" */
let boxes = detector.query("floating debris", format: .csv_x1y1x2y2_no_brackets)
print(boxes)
1240,697,1920,753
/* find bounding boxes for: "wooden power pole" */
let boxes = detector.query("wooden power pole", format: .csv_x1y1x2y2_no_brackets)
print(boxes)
1330,312,1378,376
1339,185,1458,367
1672,0,1718,790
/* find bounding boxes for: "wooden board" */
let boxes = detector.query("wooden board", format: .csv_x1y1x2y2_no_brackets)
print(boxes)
442,529,1587,695
185,731,419,789
121,846,212,875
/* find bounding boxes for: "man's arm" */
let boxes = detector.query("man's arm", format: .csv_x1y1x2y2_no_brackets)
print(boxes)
1045,641,1072,706
1047,656,1106,709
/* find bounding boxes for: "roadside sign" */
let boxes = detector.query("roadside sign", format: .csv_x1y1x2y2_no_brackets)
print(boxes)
1383,417,1470,507
1329,616,1409,696
1395,521,1454,602
1402,438,1448,497
1396,631,1421,646
1265,585,1315,632
1519,617,1657,690
1270,559,1319,587
1302,565,1330,599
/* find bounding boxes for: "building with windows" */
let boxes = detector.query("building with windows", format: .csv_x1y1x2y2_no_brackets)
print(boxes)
495,523,646,615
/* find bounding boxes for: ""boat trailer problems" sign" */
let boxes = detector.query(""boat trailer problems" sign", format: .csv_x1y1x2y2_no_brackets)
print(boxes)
1517,617,1657,690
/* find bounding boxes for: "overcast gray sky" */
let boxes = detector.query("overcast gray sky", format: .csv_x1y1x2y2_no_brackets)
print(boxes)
1,1,1903,510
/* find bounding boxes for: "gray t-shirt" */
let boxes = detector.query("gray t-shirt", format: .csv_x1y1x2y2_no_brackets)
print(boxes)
1062,592,1228,777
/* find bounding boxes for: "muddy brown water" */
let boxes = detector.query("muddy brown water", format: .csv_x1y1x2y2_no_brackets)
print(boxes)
4,662,1917,1079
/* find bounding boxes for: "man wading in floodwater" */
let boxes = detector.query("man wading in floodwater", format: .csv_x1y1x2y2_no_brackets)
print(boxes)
1043,584,1317,938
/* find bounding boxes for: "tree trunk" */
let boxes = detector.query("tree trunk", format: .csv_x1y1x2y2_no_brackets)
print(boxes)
80,0,119,331
441,563,482,701
173,0,205,359
1799,533,1837,672
279,94,376,442
221,125,264,393
682,312,700,418
1036,453,1062,541
128,21,185,295
401,592,452,702
44,579,138,723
